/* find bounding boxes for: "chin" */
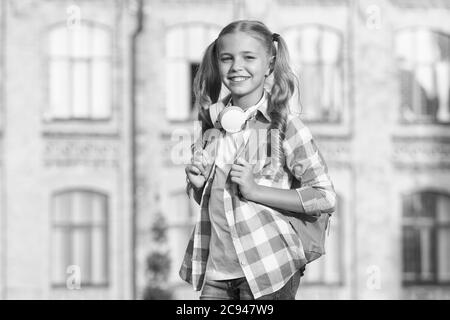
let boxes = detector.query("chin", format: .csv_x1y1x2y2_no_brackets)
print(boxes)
229,90,247,97
227,85,252,96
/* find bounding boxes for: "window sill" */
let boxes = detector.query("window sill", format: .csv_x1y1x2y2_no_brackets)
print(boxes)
51,283,110,289
402,284,450,299
306,120,352,140
301,281,345,287
402,282,450,287
167,118,198,124
392,123,450,140
42,119,120,138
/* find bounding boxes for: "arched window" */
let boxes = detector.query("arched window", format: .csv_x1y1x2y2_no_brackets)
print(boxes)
395,28,450,124
165,23,221,121
301,194,342,285
51,189,109,287
402,191,450,284
284,25,343,122
47,22,112,120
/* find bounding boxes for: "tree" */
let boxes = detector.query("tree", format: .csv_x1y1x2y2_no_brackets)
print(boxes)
142,213,173,300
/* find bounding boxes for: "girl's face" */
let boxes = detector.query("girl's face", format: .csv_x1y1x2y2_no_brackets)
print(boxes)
217,32,272,107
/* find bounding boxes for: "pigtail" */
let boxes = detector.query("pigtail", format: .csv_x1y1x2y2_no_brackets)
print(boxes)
193,40,222,133
268,34,299,167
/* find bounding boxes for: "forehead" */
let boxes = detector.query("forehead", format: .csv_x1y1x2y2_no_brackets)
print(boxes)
218,32,268,55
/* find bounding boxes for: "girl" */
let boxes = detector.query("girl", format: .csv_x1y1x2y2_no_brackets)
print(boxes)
181,20,336,300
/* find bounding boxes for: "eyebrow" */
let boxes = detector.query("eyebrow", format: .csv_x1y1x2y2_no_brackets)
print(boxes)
219,51,257,56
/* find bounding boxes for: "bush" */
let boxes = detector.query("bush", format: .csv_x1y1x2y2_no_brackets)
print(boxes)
142,213,173,300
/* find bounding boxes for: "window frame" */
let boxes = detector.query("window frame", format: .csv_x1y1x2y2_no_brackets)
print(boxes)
165,22,222,123
402,190,450,286
395,27,450,126
282,23,345,124
50,188,110,288
44,20,114,123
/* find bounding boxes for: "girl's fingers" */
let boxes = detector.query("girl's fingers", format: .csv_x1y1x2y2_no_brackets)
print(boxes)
192,160,204,169
192,161,207,176
235,157,251,167
231,164,245,171
192,150,211,166
229,170,242,177
186,164,201,175
230,176,241,184
192,166,201,175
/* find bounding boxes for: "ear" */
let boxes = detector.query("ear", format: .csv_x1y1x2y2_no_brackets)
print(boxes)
265,56,276,77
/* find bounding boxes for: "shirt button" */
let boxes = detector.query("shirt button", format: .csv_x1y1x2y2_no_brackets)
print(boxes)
240,261,246,266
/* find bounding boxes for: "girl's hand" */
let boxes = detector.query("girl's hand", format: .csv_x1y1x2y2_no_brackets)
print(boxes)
185,150,211,189
185,164,206,189
230,158,259,200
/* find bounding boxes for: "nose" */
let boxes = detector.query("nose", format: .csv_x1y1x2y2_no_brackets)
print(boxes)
230,57,244,72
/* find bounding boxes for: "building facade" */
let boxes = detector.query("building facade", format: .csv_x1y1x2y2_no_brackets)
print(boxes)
0,0,136,299
0,0,449,300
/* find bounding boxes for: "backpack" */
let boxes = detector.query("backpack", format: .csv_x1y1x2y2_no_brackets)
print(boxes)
285,178,332,264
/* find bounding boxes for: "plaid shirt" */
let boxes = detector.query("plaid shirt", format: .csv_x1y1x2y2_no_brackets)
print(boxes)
180,95,336,299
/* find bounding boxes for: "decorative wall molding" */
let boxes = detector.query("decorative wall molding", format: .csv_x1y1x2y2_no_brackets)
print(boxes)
392,138,450,169
150,0,230,5
278,0,349,6
390,0,450,9
7,0,39,17
317,139,352,169
44,138,120,168
42,131,120,139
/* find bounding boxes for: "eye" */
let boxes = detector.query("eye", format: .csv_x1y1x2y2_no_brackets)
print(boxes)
245,56,256,60
220,56,232,62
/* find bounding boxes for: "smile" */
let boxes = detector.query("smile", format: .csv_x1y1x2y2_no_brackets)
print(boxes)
228,76,250,82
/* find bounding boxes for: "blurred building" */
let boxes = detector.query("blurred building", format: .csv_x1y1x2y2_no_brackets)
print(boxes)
0,0,449,300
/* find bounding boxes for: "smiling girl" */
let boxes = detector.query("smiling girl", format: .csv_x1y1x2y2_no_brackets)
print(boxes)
181,20,336,300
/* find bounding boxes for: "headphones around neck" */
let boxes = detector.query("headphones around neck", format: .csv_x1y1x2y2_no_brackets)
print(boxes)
209,93,266,134
209,103,246,134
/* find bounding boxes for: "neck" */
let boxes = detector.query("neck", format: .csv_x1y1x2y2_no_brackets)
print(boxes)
231,88,265,111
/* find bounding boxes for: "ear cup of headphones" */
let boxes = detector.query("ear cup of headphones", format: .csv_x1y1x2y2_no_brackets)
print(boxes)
219,107,246,133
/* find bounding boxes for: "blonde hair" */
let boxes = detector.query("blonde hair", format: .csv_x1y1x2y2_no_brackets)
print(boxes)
194,20,299,163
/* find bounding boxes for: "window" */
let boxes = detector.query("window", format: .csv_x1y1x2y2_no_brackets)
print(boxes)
302,195,342,285
165,190,199,283
165,23,221,121
402,191,450,285
284,25,343,122
51,190,109,287
395,29,450,124
47,22,112,120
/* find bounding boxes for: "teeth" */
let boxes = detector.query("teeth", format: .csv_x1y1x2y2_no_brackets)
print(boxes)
230,77,248,82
